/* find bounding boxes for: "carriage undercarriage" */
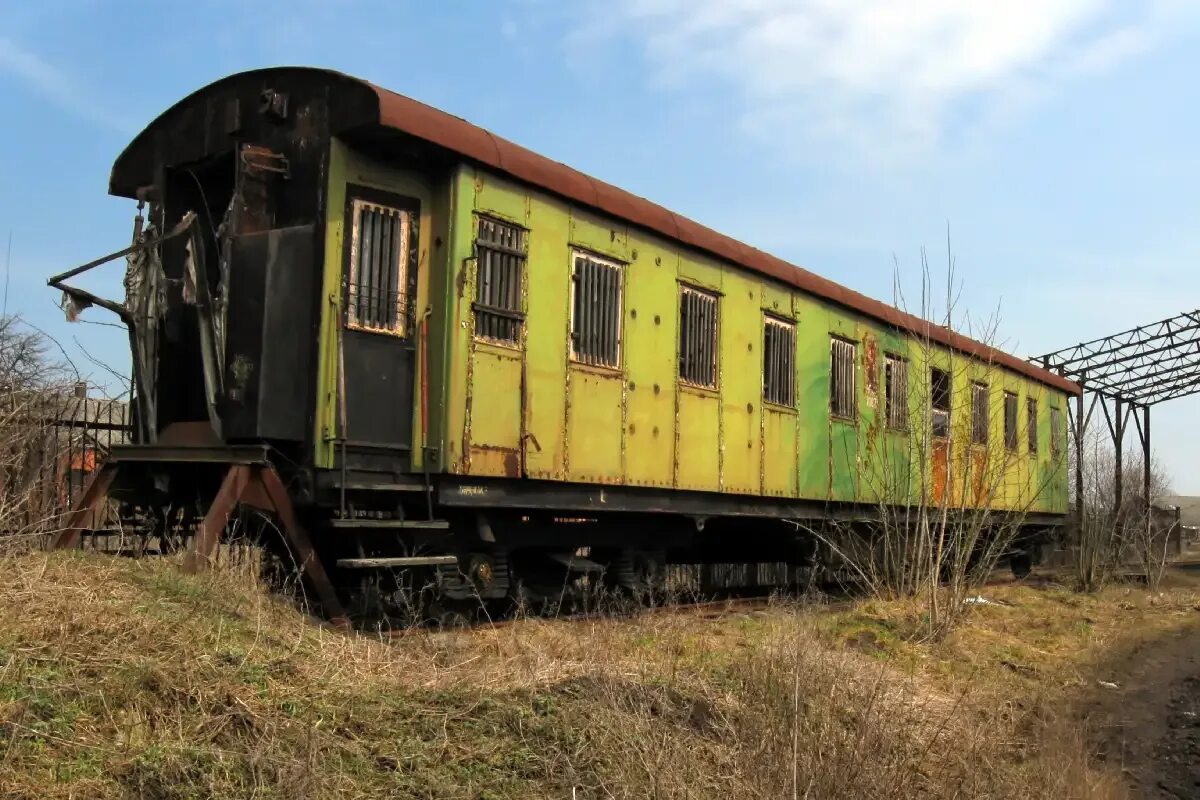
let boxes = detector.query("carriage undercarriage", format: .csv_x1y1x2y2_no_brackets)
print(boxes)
51,437,1050,630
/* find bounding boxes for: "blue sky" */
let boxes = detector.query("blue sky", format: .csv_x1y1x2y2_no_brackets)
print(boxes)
1,1,1198,491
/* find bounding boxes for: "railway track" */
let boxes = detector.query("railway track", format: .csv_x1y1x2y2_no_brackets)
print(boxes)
380,590,851,639
377,568,1041,639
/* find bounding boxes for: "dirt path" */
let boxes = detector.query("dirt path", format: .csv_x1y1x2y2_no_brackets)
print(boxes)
1089,622,1200,799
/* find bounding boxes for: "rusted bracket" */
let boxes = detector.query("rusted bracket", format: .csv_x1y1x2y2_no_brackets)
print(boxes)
240,144,290,178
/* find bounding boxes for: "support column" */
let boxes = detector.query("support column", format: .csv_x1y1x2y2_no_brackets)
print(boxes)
1074,388,1085,527
1113,397,1123,518
183,465,250,573
1142,405,1151,510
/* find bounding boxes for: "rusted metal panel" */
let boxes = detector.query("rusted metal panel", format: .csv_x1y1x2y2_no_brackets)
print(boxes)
971,448,988,506
932,439,949,505
468,445,522,478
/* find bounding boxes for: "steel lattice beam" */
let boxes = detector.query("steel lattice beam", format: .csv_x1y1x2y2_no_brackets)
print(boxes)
1037,309,1200,405
1036,308,1199,524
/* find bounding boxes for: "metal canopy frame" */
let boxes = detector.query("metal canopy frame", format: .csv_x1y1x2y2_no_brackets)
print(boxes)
1036,309,1200,520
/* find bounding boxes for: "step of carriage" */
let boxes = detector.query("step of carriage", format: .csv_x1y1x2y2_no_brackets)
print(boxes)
327,518,450,531
547,552,607,573
317,472,433,495
336,554,459,569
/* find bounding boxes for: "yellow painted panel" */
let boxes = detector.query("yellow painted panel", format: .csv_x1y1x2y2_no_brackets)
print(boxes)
678,250,723,290
624,237,677,486
569,207,628,262
763,408,798,496
469,349,522,449
566,367,624,482
474,171,529,225
794,294,828,499
677,389,720,490
430,158,1075,514
521,189,571,479
721,272,760,494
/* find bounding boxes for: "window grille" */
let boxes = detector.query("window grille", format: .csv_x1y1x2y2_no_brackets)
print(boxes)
763,317,795,406
971,382,989,446
1050,406,1063,457
931,368,951,439
473,216,526,345
1004,391,1018,451
679,285,719,389
884,355,908,429
1027,397,1038,454
347,199,410,335
570,250,623,368
830,338,856,419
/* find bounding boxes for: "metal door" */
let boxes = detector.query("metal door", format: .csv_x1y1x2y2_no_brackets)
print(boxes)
339,189,420,473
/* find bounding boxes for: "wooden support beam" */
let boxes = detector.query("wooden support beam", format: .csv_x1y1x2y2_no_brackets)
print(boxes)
183,465,249,573
50,463,118,550
257,466,350,630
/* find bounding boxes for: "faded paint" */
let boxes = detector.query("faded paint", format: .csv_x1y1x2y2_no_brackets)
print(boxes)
360,73,1078,397
316,143,1071,515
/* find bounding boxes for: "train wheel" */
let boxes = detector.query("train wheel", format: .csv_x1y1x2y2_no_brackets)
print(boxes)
1009,550,1033,579
609,548,666,603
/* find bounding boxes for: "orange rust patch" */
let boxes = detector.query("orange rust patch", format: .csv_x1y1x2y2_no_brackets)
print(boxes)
468,445,522,478
932,439,949,505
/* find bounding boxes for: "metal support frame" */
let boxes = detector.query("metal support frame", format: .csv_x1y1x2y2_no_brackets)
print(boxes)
50,460,350,630
1038,309,1200,519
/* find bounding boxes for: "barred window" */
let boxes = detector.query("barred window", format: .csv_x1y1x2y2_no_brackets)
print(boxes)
347,199,411,335
679,285,719,389
971,382,989,446
473,216,526,345
1004,391,1018,451
830,337,856,419
1050,405,1063,457
931,367,951,439
570,250,623,368
762,317,795,406
884,354,908,430
1027,397,1038,454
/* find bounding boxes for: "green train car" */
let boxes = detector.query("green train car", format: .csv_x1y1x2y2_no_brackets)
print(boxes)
53,68,1079,609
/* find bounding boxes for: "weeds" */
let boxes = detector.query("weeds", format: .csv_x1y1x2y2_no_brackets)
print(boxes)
0,553,1191,798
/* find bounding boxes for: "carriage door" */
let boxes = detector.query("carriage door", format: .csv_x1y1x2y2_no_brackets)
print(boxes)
464,215,528,478
340,190,420,472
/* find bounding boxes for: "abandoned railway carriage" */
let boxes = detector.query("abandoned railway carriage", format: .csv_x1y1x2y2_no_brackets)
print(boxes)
53,68,1078,615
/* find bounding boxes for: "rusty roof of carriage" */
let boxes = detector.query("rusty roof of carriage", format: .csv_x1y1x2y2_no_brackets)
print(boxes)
111,67,1080,395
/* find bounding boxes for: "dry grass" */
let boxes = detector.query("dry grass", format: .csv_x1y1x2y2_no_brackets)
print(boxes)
0,555,1195,798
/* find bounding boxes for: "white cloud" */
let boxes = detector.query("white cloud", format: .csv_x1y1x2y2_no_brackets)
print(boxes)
579,0,1183,162
0,37,134,133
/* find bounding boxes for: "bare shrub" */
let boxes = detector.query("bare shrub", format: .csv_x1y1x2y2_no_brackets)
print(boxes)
1070,423,1174,591
806,252,1061,637
0,554,1134,799
0,315,130,555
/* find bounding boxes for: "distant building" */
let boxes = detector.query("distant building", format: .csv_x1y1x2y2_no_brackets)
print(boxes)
1163,495,1200,553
